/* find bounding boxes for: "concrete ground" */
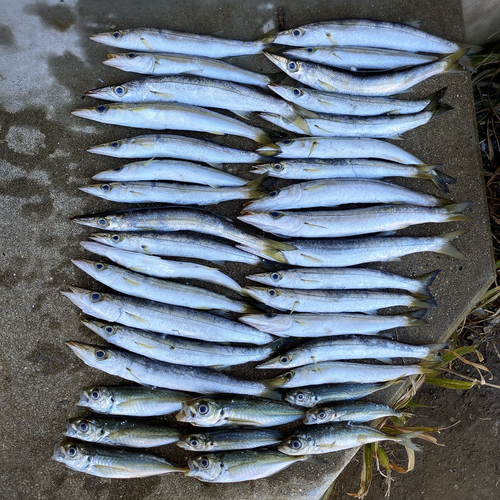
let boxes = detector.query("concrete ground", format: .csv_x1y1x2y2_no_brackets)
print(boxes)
0,1,495,499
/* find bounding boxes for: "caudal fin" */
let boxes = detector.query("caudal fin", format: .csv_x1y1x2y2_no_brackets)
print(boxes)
393,431,422,452
414,270,441,298
435,230,467,259
443,201,473,221
242,173,269,199
422,342,449,363
414,165,456,193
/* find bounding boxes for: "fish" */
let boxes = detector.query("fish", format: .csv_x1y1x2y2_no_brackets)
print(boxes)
87,134,265,167
304,401,404,424
265,361,439,389
278,422,420,455
80,240,243,294
90,27,276,58
268,84,442,116
239,203,471,238
250,158,455,193
177,428,283,452
92,159,248,186
257,137,424,164
77,385,194,416
243,179,448,212
240,311,427,337
82,319,287,368
274,230,467,267
73,207,295,264
53,439,186,478
65,416,180,448
243,287,435,314
186,450,312,482
71,259,253,313
88,231,268,267
62,287,274,345
283,46,439,71
103,52,276,87
79,176,267,205
259,96,451,139
66,341,274,397
72,103,271,144
176,395,304,427
246,268,439,297
257,336,446,369
272,19,461,54
86,76,313,133
284,380,400,407
263,51,467,96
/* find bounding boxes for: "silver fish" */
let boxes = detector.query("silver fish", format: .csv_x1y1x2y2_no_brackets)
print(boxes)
186,450,311,482
266,361,437,389
176,395,304,427
65,417,180,448
247,267,439,297
304,401,403,424
239,203,471,238
53,439,186,478
71,259,251,313
80,240,242,294
103,52,274,87
92,159,248,186
284,381,400,407
250,159,455,193
77,385,193,416
79,177,266,205
284,46,438,71
257,137,423,164
268,84,439,116
275,230,467,267
88,231,267,267
257,336,445,369
67,341,272,396
177,428,283,452
243,287,435,314
279,422,420,455
72,103,271,144
264,52,466,96
240,311,426,337
273,19,461,54
82,319,286,368
90,28,275,58
87,134,264,167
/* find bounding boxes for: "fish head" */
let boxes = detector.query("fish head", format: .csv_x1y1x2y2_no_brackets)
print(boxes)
304,407,334,425
239,313,294,334
82,319,121,343
186,454,224,482
52,440,90,472
86,137,133,158
246,270,286,287
264,52,304,78
284,388,317,407
65,417,103,442
268,84,310,106
176,398,223,426
61,287,121,322
273,27,308,46
177,433,213,452
250,161,286,176
89,232,127,248
103,52,155,73
256,351,295,370
92,161,142,181
242,186,290,212
86,83,133,102
78,386,115,412
244,286,292,311
90,29,134,47
79,182,120,199
278,433,316,456
66,341,119,372
73,211,132,231
71,103,113,122
238,210,293,235
71,259,114,282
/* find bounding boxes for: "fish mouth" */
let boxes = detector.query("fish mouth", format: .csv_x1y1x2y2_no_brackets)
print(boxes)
71,108,94,119
263,52,288,70
185,459,200,477
256,144,281,156
52,443,65,462
250,166,267,174
64,423,78,438
238,314,267,329
89,33,111,44
78,185,103,196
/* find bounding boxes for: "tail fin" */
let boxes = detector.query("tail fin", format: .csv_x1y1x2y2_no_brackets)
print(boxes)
291,103,320,120
424,89,453,118
445,48,472,72
443,201,473,221
254,130,274,145
393,431,422,452
242,173,269,199
257,27,279,46
435,230,467,259
414,270,440,298
422,342,449,363
406,309,428,326
414,165,456,193
410,296,437,309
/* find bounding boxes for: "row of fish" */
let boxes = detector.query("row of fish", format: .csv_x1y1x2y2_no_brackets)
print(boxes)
54,17,469,483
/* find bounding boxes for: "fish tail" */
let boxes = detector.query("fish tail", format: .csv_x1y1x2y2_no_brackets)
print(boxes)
414,165,456,193
435,196,453,206
259,386,283,400
243,173,269,199
414,269,441,298
424,88,453,117
257,26,279,46
291,104,319,119
406,309,429,326
443,201,473,221
422,342,449,363
435,230,467,259
409,295,437,309
445,47,472,71
286,114,313,135
457,42,482,55
393,431,422,452
236,244,287,264
254,130,274,145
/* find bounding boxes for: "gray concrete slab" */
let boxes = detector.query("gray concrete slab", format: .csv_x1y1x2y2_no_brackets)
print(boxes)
0,1,494,499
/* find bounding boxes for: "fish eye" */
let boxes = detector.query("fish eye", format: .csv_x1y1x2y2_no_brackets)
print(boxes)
200,458,210,468
292,29,302,37
318,411,326,419
270,211,281,218
68,446,77,456
292,88,302,97
98,218,108,227
97,105,107,113
273,163,283,171
190,438,199,446
306,47,314,53
111,234,120,241
282,139,292,145
90,292,102,302
291,439,302,449
264,312,275,318
101,184,111,192
288,62,297,71
114,86,125,95
269,191,278,198
113,166,122,172
198,404,209,415
112,31,120,39
95,349,107,359
78,421,89,432
271,272,280,281
280,356,290,364
296,393,304,400
110,141,119,148
267,289,277,297
91,390,100,400
126,52,136,59
105,325,114,334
